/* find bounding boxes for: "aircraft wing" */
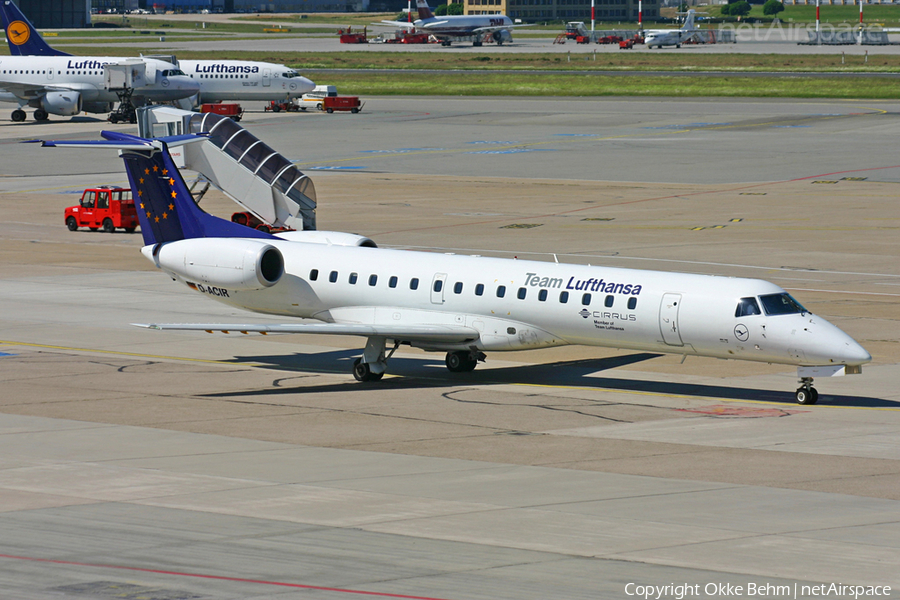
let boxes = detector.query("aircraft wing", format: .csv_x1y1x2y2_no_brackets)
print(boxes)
134,322,479,344
0,80,74,100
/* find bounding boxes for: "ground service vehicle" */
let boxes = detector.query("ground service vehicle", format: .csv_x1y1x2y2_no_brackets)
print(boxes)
264,100,300,113
294,85,338,111
200,103,243,121
231,211,294,234
323,95,362,114
65,187,137,233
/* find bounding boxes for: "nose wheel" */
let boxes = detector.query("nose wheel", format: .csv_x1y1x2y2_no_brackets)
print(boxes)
795,377,819,405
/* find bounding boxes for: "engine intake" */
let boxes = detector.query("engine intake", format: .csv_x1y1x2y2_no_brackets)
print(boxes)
40,91,82,116
146,238,284,290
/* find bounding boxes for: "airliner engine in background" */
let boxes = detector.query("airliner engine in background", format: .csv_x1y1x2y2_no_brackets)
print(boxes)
36,132,871,405
381,0,528,47
0,0,314,111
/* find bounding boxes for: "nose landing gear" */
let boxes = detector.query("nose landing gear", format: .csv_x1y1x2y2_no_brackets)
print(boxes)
795,377,819,405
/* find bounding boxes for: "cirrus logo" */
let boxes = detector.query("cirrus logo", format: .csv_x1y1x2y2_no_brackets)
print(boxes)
579,309,591,319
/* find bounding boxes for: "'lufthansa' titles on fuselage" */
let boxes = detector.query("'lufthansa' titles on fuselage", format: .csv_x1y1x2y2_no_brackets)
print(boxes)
193,64,260,74
525,272,643,295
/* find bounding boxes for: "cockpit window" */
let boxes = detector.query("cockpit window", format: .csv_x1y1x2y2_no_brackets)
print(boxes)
759,293,808,316
735,297,761,317
160,69,185,77
282,71,300,78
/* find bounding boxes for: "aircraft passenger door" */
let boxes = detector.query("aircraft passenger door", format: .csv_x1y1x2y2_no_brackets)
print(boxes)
659,293,684,347
431,273,447,305
262,68,271,87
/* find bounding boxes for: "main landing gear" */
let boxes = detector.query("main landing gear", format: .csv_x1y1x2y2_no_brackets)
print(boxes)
795,377,819,405
351,337,486,382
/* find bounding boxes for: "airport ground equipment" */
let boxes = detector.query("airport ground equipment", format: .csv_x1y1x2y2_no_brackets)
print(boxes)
104,60,147,124
137,106,316,232
294,85,338,111
323,95,362,114
200,102,243,121
231,211,295,234
264,100,301,113
65,186,138,233
338,26,368,43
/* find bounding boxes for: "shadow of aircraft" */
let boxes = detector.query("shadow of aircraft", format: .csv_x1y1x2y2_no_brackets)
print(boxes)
207,350,896,409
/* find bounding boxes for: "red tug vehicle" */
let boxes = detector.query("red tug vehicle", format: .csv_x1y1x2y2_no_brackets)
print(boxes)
65,186,138,233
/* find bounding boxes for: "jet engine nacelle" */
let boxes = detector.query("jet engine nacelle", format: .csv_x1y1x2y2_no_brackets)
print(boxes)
492,29,512,44
276,230,377,248
40,91,82,116
146,238,285,290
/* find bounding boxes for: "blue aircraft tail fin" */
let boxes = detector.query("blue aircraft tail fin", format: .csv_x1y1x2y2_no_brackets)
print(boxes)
36,132,275,246
0,0,71,56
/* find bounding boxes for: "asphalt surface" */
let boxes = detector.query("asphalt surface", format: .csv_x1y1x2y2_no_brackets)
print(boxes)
0,95,899,599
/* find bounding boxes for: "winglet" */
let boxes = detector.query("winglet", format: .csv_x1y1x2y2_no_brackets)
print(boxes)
0,0,71,56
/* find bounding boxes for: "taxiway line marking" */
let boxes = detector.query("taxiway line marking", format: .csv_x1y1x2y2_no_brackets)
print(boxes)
0,553,453,600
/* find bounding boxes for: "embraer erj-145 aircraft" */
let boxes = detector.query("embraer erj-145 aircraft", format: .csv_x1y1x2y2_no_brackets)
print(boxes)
382,0,525,46
644,9,702,48
0,0,314,106
36,132,871,404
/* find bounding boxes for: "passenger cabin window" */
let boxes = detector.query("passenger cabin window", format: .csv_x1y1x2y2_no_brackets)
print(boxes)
759,293,807,316
604,295,614,308
389,276,398,288
497,285,506,298
410,278,419,290
454,282,463,294
475,283,484,296
309,269,318,281
735,297,762,317
559,291,569,304
368,274,377,286
582,293,592,306
538,289,548,302
433,279,443,293
517,287,527,300
349,272,358,285
627,297,637,310
329,271,338,283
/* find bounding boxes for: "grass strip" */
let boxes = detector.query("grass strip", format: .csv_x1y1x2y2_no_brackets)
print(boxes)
322,71,900,98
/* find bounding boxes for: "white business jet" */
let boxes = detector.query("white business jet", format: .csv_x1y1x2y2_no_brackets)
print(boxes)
0,1,314,109
35,131,871,404
644,9,703,49
381,0,527,47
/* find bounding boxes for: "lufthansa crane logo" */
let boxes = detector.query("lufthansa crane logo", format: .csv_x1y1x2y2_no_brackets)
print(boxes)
734,324,750,342
7,21,30,46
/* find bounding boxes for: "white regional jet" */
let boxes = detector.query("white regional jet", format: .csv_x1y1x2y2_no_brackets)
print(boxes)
36,132,872,404
644,9,703,49
0,1,314,108
382,0,525,47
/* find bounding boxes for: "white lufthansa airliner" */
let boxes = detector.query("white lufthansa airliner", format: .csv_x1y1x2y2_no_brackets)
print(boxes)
178,60,314,104
644,9,702,49
382,0,526,46
36,132,871,405
0,1,314,108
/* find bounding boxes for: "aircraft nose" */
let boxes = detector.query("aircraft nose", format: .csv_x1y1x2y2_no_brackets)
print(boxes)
839,339,871,365
298,76,315,93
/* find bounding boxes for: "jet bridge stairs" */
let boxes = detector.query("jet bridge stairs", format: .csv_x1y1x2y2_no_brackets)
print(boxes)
137,106,316,231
